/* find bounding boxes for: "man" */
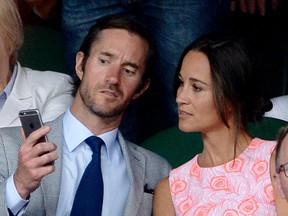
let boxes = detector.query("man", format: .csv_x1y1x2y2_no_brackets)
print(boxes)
275,125,288,200
0,14,171,215
0,0,74,128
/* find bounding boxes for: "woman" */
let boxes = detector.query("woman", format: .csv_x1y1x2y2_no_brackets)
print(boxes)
153,33,288,215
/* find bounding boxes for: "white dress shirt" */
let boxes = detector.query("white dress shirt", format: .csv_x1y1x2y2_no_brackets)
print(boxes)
56,109,129,216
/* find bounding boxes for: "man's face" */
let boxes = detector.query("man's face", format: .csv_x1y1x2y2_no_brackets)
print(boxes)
277,134,288,199
75,28,149,120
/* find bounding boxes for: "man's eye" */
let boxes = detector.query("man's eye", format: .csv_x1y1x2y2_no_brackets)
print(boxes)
99,58,109,64
123,67,136,75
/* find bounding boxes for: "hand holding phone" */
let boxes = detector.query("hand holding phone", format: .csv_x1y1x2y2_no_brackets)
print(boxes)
19,109,55,165
15,109,57,199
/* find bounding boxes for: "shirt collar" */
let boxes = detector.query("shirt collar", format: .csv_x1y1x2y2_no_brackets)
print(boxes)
63,109,118,160
0,64,17,97
0,65,17,111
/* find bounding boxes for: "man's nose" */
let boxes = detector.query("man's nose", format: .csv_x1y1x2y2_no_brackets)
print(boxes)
105,66,121,84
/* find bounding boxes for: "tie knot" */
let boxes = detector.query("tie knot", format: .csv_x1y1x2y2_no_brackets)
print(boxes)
85,136,104,154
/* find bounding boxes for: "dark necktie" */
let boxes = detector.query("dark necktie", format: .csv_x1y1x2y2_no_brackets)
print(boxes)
70,136,104,216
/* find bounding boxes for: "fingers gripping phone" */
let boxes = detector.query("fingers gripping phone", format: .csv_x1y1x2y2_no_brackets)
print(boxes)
19,109,48,143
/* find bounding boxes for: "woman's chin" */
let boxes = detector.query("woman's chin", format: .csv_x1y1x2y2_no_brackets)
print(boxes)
178,123,195,133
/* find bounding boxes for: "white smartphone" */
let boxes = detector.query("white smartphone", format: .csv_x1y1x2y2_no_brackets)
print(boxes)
19,109,48,143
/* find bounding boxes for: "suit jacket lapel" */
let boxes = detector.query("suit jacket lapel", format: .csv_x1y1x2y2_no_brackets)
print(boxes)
118,134,146,215
40,115,64,215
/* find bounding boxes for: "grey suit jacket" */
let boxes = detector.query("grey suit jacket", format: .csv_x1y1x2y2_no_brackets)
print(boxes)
0,115,171,216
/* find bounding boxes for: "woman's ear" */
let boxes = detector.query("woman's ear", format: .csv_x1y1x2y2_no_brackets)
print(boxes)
132,79,150,100
75,52,85,81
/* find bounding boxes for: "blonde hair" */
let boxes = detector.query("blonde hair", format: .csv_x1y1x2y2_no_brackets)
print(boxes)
0,0,23,67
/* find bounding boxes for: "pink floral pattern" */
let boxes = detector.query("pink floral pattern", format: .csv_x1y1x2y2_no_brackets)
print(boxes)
238,197,258,215
223,209,239,216
178,196,193,215
264,184,275,204
193,204,215,216
224,157,244,173
210,176,230,191
169,138,277,215
252,160,269,182
171,179,188,195
189,162,200,179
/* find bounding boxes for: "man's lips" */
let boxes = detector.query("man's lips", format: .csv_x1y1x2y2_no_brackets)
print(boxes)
99,89,119,98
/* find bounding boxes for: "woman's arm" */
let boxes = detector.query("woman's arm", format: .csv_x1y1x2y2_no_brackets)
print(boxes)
153,177,176,216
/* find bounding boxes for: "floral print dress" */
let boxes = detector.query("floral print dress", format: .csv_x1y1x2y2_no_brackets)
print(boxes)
169,138,277,216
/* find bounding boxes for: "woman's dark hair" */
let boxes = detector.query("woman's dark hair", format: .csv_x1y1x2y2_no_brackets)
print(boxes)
74,14,155,91
174,32,272,133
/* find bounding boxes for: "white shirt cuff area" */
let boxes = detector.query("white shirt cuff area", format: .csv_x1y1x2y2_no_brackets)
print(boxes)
5,175,29,215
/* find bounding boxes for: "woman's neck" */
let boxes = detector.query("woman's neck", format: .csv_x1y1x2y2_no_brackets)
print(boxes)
198,128,252,167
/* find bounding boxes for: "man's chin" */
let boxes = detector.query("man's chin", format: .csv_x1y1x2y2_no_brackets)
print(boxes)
91,107,124,119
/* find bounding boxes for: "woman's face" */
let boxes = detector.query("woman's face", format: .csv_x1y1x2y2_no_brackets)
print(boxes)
176,51,223,133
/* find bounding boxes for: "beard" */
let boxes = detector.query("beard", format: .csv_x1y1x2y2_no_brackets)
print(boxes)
79,81,130,119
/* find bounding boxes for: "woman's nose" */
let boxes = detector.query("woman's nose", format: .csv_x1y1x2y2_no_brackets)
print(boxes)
176,87,188,104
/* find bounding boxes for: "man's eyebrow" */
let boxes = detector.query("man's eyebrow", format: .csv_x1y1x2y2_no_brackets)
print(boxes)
99,51,139,69
123,62,139,70
99,51,114,57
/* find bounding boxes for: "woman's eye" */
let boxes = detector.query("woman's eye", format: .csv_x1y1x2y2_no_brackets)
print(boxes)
193,84,201,92
177,77,184,86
